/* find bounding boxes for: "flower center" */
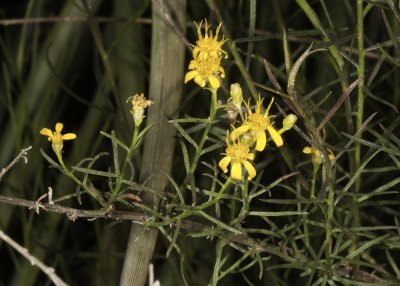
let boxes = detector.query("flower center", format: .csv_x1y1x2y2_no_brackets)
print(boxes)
248,113,269,131
226,142,250,161
193,56,222,77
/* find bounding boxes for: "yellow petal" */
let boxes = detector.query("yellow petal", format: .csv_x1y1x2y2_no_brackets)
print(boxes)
242,161,256,180
62,133,77,140
247,153,255,161
208,76,220,89
328,151,335,161
265,97,274,116
188,60,197,69
231,161,242,181
55,122,64,133
194,76,206,87
303,147,312,154
184,71,197,83
218,156,231,173
230,125,250,141
267,126,283,147
255,131,267,151
40,128,53,137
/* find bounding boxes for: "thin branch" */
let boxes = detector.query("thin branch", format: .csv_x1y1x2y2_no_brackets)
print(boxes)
0,194,392,284
0,16,151,26
0,228,68,286
0,146,32,181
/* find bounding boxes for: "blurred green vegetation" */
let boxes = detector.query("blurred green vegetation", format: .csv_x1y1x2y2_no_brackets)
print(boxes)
0,0,399,285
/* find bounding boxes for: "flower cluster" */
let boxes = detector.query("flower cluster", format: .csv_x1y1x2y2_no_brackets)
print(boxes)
184,20,227,90
219,87,297,181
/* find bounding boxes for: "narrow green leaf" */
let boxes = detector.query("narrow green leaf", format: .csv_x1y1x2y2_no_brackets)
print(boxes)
347,234,391,259
170,121,198,150
100,131,129,152
248,211,308,217
198,211,242,235
72,166,119,177
161,171,185,205
40,148,61,170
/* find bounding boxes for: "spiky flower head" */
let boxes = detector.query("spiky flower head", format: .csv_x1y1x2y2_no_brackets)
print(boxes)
231,96,283,152
184,20,228,90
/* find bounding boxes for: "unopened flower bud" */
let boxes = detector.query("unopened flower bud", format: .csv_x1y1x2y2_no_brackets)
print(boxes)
230,83,243,106
283,114,297,129
279,114,297,133
127,93,153,127
240,133,253,145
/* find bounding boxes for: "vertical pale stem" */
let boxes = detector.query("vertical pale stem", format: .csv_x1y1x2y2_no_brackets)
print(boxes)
354,0,364,231
119,1,186,285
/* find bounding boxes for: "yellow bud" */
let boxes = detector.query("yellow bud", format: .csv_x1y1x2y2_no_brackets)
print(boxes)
230,83,243,106
283,114,297,130
279,114,297,134
240,133,253,145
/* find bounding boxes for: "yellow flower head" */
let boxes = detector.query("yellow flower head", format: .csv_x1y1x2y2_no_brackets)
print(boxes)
231,96,283,152
127,93,153,126
218,133,256,181
40,122,77,154
192,20,228,61
303,146,334,166
184,20,228,90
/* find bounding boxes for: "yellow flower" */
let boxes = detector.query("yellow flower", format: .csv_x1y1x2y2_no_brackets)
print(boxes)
231,96,283,152
218,133,256,181
127,93,153,126
303,146,334,166
184,20,227,90
40,122,77,154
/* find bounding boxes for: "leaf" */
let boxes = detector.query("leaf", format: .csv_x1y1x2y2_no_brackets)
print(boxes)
40,148,61,170
170,121,198,150
100,131,129,152
248,211,308,217
198,211,242,235
287,44,326,98
72,166,119,177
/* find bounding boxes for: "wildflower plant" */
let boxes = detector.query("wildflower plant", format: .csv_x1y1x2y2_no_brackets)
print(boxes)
2,2,400,286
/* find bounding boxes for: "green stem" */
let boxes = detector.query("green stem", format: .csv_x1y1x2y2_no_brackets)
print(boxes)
150,177,231,228
310,164,319,199
233,183,249,227
187,88,219,204
56,153,106,206
190,88,218,174
114,126,139,195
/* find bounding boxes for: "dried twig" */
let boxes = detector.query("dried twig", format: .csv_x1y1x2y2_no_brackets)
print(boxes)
0,228,68,286
0,16,151,26
0,146,32,181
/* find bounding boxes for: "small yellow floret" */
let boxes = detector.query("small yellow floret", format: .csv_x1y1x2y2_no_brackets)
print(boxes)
231,96,283,151
303,146,334,166
219,133,256,181
40,122,76,154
